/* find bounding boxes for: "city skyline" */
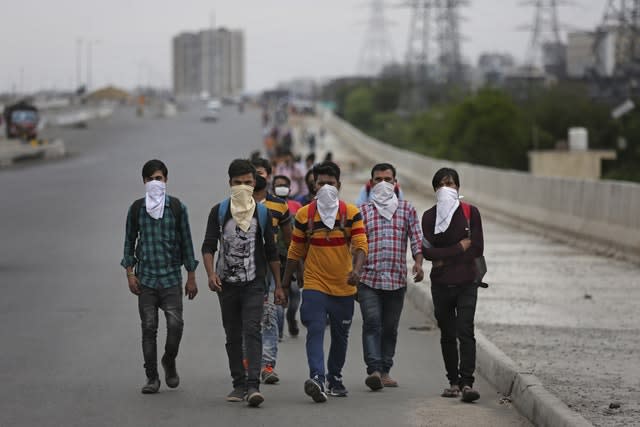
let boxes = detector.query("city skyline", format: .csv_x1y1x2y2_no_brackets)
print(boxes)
0,0,605,93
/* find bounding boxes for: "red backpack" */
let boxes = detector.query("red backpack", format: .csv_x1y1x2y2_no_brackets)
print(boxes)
305,200,350,246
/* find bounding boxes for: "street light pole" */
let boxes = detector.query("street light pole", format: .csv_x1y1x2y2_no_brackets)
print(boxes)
85,39,101,92
76,38,83,90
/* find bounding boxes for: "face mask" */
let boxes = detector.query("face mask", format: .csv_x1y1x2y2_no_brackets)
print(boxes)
370,181,398,220
254,175,267,192
230,184,256,232
434,186,460,234
145,180,166,220
316,184,339,229
274,186,290,197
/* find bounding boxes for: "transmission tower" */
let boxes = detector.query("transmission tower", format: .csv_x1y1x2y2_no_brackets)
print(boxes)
436,0,468,84
357,0,396,76
401,0,467,109
522,0,568,76
593,0,640,78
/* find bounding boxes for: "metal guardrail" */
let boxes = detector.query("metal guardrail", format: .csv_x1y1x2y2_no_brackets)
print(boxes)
322,110,640,262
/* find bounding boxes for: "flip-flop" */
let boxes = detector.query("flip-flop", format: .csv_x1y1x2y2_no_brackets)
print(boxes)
441,386,460,398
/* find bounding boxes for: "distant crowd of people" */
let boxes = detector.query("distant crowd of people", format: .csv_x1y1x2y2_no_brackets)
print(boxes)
120,110,485,408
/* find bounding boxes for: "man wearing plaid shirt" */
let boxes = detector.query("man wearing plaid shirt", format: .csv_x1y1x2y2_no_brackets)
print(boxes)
121,159,199,394
358,163,424,391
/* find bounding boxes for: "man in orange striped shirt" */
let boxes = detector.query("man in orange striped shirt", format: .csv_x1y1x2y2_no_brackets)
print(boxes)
282,161,368,403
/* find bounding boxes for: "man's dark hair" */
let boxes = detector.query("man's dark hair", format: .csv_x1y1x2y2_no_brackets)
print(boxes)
306,153,316,164
228,159,256,180
142,159,168,180
250,157,272,176
313,161,341,182
272,175,291,187
370,163,396,179
432,167,460,190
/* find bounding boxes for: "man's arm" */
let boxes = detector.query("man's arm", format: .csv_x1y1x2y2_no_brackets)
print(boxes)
120,205,140,295
202,205,222,292
347,207,368,286
407,203,424,282
178,203,199,299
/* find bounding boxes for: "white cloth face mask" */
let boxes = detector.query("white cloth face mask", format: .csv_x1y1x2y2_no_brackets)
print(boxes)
145,180,166,220
434,186,460,234
316,184,339,229
370,181,398,220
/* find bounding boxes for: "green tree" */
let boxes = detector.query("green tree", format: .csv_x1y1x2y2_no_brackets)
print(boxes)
344,87,375,130
445,89,529,169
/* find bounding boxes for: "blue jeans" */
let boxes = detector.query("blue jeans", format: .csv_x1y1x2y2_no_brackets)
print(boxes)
261,272,283,367
138,284,184,379
358,284,406,375
300,289,354,384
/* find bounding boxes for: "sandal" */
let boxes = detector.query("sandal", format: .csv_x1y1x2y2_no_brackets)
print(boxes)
461,385,480,403
441,384,460,398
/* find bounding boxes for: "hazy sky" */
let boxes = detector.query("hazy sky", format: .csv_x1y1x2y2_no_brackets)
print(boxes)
0,0,606,93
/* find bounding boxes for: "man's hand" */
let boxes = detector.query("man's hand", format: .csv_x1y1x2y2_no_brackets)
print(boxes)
459,238,472,251
127,276,141,295
208,272,222,292
274,287,288,306
185,277,198,300
347,270,360,287
412,263,424,282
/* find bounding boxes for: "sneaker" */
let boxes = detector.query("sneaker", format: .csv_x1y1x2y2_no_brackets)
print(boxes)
246,387,264,407
381,373,398,388
161,355,180,388
141,377,160,394
327,375,348,397
461,385,480,403
288,319,299,337
365,371,383,391
304,376,328,403
226,387,247,402
261,365,280,384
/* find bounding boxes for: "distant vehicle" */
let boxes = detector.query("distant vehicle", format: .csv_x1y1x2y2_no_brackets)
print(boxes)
3,101,40,141
202,99,221,122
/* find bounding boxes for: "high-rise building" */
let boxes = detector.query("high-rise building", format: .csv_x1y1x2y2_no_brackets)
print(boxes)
172,28,244,98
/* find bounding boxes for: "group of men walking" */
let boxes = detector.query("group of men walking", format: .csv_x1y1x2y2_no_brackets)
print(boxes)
121,155,484,407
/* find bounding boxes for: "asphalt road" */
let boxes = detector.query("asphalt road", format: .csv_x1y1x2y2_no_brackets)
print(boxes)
0,105,529,427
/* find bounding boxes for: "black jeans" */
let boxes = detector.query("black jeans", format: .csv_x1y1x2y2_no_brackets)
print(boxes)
431,284,477,387
218,279,265,389
358,284,406,375
138,284,184,379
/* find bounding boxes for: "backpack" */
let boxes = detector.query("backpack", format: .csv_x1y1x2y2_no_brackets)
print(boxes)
217,198,269,241
305,200,350,245
130,196,183,241
460,202,488,288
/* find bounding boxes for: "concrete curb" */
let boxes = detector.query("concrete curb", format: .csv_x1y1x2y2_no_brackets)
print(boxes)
408,282,593,427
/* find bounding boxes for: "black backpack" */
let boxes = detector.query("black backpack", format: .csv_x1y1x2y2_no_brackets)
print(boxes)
129,196,183,242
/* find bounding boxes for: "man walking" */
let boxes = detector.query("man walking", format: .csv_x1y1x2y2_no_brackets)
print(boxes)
251,158,291,384
121,159,199,394
422,167,484,403
282,161,368,403
202,159,284,407
358,163,424,391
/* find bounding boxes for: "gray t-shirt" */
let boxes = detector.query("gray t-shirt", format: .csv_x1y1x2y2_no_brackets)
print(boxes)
216,217,257,284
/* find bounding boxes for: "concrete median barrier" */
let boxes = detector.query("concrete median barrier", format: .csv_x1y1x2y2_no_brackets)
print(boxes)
0,139,66,168
322,111,640,264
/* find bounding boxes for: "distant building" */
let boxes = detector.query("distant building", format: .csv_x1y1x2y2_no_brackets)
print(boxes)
566,31,596,78
476,52,516,87
172,28,244,98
